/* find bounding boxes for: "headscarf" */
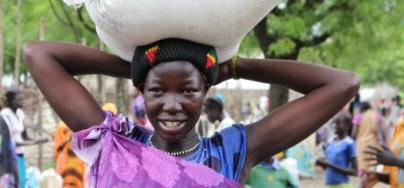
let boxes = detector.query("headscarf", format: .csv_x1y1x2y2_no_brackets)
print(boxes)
131,38,219,89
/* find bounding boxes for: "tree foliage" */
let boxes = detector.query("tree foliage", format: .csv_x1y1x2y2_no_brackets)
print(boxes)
240,0,404,91
3,0,98,76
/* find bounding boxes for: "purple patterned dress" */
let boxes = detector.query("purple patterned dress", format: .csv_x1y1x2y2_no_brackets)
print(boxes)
72,112,243,187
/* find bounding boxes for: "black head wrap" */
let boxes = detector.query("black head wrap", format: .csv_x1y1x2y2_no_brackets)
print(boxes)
131,38,219,89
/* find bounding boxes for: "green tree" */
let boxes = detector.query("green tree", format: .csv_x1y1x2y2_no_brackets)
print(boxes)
0,0,4,92
244,0,404,111
299,0,404,89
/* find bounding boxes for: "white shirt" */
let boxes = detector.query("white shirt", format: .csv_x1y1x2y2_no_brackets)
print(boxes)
1,108,25,145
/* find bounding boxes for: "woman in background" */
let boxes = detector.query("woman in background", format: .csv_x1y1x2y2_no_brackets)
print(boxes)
0,115,18,188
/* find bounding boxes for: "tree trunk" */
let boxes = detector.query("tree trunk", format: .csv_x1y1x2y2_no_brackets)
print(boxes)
115,78,124,113
37,98,43,170
0,0,4,93
96,39,105,103
39,17,45,40
14,0,23,86
268,85,289,112
254,18,289,112
37,16,46,170
265,52,299,112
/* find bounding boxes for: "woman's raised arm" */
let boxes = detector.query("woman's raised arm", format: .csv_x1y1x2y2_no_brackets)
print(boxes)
24,41,131,132
233,58,360,168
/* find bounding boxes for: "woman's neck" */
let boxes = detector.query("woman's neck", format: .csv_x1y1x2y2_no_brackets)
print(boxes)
150,131,200,157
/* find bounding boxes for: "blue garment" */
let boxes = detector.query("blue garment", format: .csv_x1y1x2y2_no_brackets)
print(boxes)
183,125,247,181
127,122,247,182
325,137,356,185
17,154,26,188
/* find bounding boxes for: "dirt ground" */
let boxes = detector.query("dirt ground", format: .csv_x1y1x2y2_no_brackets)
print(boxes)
300,168,389,188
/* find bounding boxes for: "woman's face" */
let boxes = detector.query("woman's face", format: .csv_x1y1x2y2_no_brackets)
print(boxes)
143,61,206,142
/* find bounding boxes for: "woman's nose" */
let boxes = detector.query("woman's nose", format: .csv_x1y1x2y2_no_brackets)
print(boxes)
162,94,182,113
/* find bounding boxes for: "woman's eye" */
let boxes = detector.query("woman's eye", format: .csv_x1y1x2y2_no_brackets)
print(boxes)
149,89,163,95
183,89,198,95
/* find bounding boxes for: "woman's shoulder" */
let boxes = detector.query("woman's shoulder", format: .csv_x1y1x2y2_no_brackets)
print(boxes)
201,124,247,181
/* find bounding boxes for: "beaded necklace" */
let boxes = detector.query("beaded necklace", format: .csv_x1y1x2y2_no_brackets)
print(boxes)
147,137,200,156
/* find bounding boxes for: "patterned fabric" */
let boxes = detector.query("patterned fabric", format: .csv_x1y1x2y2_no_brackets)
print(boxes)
384,119,404,188
72,111,244,187
131,39,218,88
54,122,86,188
0,115,18,188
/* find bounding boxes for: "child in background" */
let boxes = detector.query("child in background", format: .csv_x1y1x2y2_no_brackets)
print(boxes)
246,157,298,188
316,113,357,188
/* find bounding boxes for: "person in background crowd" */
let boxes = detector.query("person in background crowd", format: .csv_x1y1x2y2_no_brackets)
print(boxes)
130,95,153,129
365,111,404,188
102,102,118,115
317,117,336,146
386,96,403,143
54,121,86,188
198,96,234,137
287,134,317,178
0,115,18,188
349,93,361,115
246,157,298,188
277,152,300,187
316,112,357,188
1,90,48,188
351,102,384,187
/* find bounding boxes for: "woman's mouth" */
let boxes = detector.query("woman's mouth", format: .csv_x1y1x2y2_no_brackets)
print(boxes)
158,120,186,134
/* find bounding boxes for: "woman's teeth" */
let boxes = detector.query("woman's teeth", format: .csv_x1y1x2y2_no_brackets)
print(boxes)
163,121,182,128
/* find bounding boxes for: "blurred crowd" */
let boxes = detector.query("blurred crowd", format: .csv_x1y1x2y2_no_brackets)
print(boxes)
1,89,403,188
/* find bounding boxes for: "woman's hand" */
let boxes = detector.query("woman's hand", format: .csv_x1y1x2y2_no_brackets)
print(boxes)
213,60,232,85
365,145,399,166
